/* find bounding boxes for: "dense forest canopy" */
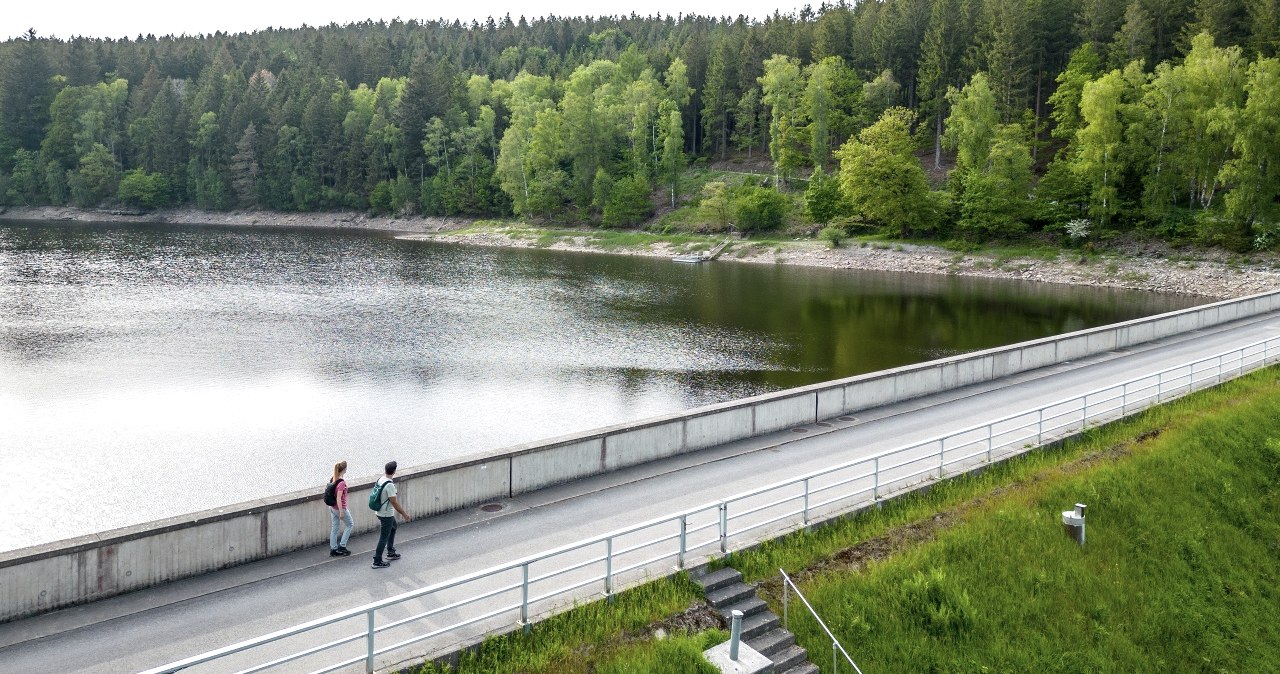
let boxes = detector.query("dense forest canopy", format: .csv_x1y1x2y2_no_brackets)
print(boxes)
1,0,1278,249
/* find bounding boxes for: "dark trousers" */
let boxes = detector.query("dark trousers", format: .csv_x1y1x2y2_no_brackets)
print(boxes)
375,515,397,562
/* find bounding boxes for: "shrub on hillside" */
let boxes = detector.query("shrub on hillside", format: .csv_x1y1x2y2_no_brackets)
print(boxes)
734,185,788,232
603,176,654,227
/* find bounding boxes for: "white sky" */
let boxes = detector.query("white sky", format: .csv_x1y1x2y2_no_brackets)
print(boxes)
5,1,803,41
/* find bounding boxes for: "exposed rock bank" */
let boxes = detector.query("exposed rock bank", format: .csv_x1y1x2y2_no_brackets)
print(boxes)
0,205,468,234
415,228,1280,300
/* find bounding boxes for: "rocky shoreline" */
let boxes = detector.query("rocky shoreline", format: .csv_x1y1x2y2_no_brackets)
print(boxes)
410,229,1280,300
4,205,1278,299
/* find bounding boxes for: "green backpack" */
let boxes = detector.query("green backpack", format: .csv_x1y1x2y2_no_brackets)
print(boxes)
368,480,390,511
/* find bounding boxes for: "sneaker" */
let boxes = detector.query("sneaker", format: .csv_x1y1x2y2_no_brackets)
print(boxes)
386,552,401,560
372,560,390,569
330,549,343,557
337,547,352,556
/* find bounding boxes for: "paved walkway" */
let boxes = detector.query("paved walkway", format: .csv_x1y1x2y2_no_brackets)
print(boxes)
3,313,1278,673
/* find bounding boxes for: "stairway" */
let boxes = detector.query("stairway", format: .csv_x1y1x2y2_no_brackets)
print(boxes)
707,238,732,259
692,566,819,674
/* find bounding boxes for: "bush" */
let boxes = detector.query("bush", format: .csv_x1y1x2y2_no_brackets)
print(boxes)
734,186,788,232
369,180,394,214
1195,209,1251,252
603,176,654,227
117,169,172,209
819,224,847,248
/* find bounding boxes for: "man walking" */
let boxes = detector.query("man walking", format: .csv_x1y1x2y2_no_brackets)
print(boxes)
372,461,410,569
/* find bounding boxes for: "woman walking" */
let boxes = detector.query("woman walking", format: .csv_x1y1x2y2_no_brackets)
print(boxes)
326,461,353,556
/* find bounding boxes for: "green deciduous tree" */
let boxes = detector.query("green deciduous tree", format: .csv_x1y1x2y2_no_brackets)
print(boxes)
803,167,847,224
957,124,1035,238
68,142,119,207
760,54,806,185
944,72,1000,175
659,101,684,208
5,149,44,205
837,107,939,236
862,69,902,124
1072,68,1138,227
1221,57,1280,238
495,73,556,216
698,181,732,231
1138,32,1246,222
804,56,860,167
1049,44,1103,143
117,169,172,209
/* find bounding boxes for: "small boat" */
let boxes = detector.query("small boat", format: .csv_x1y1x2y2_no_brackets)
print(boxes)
672,252,711,263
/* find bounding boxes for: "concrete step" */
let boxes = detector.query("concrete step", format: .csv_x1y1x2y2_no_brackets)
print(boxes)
746,627,795,657
771,644,810,671
692,566,742,594
781,662,820,674
718,596,769,622
740,610,781,640
705,581,756,609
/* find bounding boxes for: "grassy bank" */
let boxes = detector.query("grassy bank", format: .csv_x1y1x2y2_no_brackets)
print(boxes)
407,367,1280,673
735,367,1280,672
409,574,714,674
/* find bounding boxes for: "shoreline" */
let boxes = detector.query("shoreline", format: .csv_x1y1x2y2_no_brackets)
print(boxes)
4,205,1278,299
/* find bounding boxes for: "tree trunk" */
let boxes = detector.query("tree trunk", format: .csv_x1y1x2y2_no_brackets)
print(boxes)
934,111,943,169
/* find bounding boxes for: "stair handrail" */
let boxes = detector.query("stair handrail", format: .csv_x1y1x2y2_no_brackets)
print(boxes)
781,568,864,674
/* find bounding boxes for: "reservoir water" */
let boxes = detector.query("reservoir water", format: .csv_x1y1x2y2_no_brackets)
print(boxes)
0,221,1203,550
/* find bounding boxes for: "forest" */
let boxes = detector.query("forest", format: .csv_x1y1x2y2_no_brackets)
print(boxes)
0,0,1278,250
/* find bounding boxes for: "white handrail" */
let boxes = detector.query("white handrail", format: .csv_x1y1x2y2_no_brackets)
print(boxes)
781,568,864,674
139,334,1280,674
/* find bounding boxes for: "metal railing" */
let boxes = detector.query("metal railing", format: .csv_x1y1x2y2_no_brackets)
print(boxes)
781,568,864,674
141,333,1280,674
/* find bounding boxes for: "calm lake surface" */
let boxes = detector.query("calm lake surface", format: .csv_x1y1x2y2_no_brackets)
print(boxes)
0,221,1203,550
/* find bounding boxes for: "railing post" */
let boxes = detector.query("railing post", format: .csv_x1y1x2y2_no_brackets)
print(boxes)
1157,370,1164,402
986,424,993,462
1121,381,1128,415
365,609,375,674
802,478,810,526
521,562,530,633
719,504,728,554
605,537,614,602
833,639,838,673
1218,354,1223,383
873,457,880,500
1037,408,1044,445
782,574,789,629
677,515,687,569
937,438,945,478
1080,397,1087,431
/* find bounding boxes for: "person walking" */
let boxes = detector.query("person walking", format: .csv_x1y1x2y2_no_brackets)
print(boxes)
325,461,353,556
372,460,410,569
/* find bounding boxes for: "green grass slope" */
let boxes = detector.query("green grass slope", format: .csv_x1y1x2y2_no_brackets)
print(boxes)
745,370,1280,673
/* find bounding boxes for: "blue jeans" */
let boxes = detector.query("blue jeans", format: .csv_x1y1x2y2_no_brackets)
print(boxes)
330,508,353,550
